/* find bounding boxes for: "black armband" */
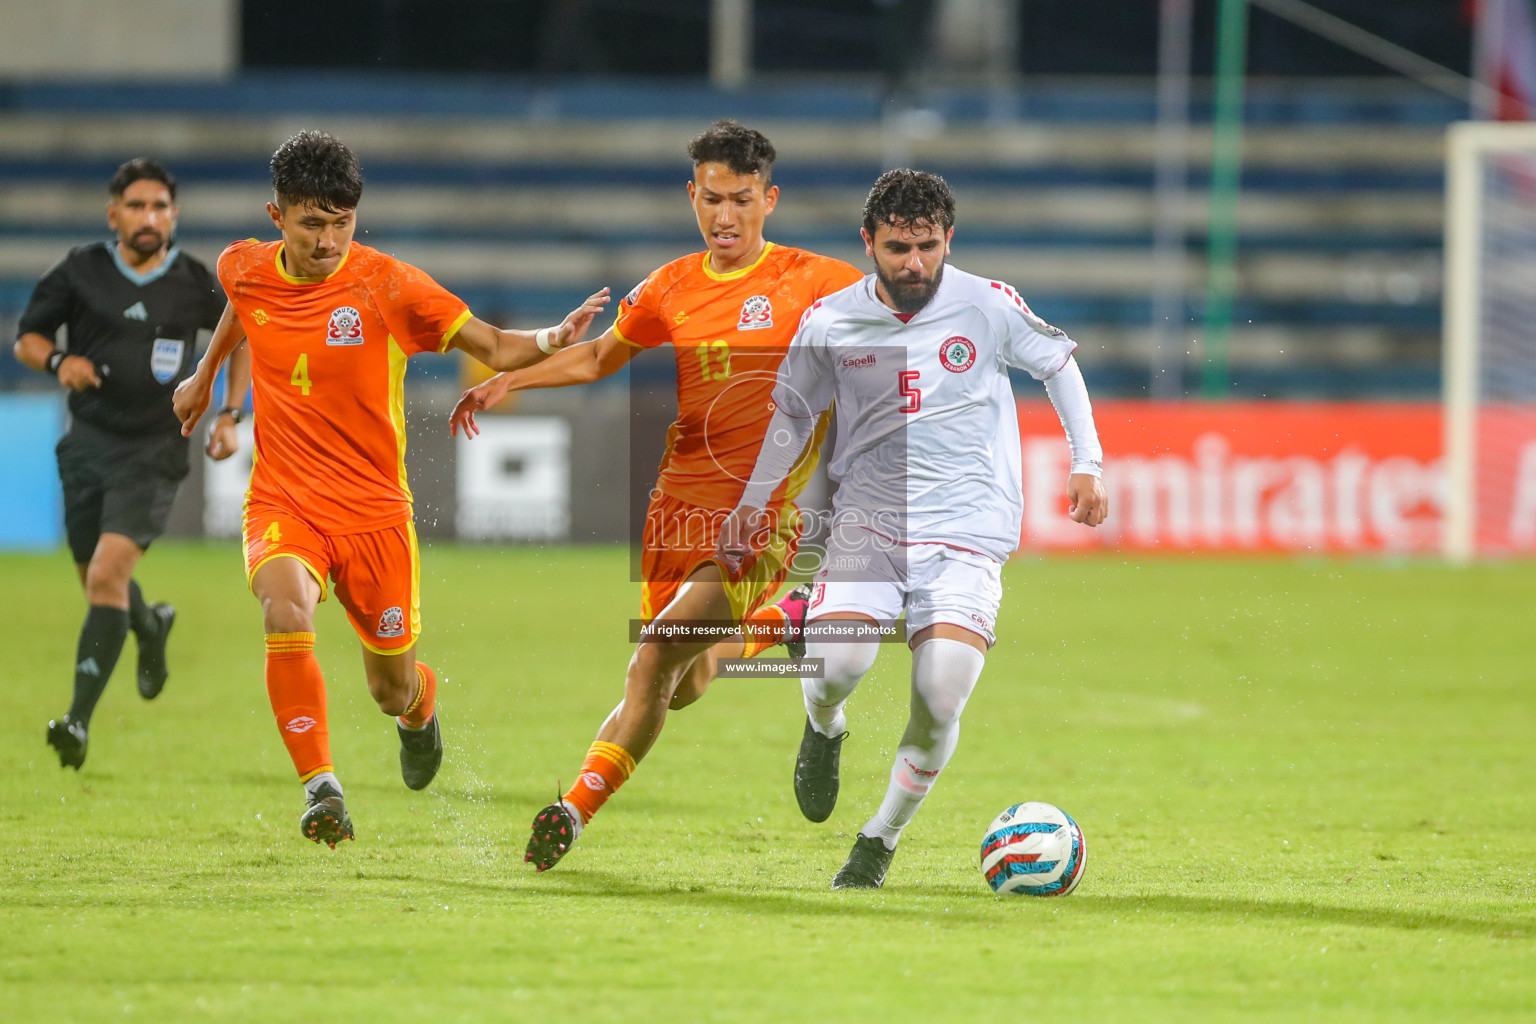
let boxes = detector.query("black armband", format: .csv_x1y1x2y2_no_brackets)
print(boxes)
45,350,66,376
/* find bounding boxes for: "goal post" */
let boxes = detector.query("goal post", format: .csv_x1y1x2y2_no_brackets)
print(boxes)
1443,121,1536,562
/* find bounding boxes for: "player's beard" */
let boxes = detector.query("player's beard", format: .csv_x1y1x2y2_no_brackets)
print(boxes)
878,262,943,315
127,229,165,257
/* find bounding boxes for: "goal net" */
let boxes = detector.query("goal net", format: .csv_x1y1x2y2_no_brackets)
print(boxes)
1443,121,1536,560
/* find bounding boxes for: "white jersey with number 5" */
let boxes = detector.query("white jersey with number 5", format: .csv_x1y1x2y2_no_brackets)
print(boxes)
741,265,1097,562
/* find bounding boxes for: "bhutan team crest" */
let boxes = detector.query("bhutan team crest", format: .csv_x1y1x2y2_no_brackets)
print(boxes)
377,606,405,639
939,336,976,373
737,294,773,331
325,306,364,346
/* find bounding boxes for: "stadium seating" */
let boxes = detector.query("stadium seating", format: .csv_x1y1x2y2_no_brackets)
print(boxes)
0,75,1458,396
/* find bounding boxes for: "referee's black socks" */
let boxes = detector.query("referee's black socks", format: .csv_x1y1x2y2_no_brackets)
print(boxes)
68,605,130,727
127,579,159,639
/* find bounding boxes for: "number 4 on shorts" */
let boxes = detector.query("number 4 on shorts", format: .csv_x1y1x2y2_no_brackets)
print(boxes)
264,522,282,544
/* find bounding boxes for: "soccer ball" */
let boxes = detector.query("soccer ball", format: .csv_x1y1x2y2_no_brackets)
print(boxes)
979,801,1086,896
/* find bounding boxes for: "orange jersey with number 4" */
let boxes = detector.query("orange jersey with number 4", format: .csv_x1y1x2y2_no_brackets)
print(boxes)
614,243,862,509
218,239,471,535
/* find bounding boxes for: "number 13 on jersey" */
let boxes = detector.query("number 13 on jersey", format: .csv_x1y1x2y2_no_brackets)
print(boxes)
697,339,730,381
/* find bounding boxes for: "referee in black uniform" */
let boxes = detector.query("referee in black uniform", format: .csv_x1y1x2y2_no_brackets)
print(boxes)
13,158,250,769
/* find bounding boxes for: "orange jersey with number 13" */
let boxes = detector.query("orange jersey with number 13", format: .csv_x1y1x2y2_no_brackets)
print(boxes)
614,242,862,509
218,239,471,535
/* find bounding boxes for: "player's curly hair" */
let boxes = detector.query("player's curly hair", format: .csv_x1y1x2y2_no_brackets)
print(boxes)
109,158,176,200
270,130,364,212
862,169,956,237
687,119,776,183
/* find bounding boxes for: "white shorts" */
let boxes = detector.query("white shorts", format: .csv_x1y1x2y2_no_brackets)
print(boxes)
807,535,1003,645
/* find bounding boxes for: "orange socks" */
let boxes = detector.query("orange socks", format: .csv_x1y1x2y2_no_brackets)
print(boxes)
740,604,788,658
399,661,437,729
562,740,637,823
265,632,331,781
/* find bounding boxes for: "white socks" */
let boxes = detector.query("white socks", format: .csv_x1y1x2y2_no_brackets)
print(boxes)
802,640,879,737
861,638,985,849
558,800,585,837
304,771,341,799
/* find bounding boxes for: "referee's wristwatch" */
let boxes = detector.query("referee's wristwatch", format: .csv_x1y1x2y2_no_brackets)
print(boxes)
217,406,245,424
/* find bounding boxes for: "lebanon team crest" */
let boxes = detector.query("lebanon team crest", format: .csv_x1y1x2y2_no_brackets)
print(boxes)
325,306,364,346
737,294,773,330
939,336,976,373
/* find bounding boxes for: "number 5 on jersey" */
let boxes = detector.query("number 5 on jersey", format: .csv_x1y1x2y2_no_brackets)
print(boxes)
291,353,312,395
899,370,921,413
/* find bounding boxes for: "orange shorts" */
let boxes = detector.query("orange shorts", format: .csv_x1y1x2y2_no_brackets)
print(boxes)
243,500,421,654
639,490,801,623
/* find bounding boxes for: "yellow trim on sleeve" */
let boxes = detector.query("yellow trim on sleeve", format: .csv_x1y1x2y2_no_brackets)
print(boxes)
611,323,646,348
274,243,351,285
387,336,413,502
702,242,775,282
438,308,474,353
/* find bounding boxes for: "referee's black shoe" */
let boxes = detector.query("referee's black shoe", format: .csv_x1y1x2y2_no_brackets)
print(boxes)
831,833,896,890
794,717,845,822
398,713,443,791
45,715,88,770
136,602,175,700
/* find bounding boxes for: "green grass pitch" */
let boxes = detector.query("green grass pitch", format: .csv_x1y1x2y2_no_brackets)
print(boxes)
2,543,1533,1021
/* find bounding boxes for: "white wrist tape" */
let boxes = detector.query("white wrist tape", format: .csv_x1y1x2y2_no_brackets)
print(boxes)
535,327,558,355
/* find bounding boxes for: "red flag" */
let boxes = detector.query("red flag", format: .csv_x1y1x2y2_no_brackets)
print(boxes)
1472,0,1536,119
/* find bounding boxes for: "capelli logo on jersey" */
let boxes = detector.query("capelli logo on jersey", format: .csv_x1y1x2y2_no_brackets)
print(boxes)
325,306,364,346
841,353,877,369
377,606,405,639
939,336,976,373
737,294,773,331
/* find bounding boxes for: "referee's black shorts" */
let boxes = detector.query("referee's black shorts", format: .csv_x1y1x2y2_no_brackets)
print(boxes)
55,419,190,564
